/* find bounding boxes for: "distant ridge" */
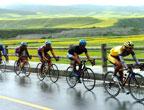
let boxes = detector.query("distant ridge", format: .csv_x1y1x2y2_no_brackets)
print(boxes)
0,4,144,17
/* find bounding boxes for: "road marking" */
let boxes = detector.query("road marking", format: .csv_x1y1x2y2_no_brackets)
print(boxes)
0,95,53,110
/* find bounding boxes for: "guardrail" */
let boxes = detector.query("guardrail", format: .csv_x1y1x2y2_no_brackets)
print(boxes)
6,44,144,73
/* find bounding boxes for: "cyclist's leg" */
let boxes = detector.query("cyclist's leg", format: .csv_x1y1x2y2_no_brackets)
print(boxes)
38,52,45,72
77,56,82,71
17,57,20,66
40,58,45,73
108,54,123,79
45,53,52,69
19,57,23,69
23,57,28,65
72,56,81,81
20,56,26,69
118,69,124,83
67,53,81,82
67,53,79,73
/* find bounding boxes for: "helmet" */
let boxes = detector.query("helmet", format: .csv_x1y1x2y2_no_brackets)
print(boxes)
45,41,51,45
123,41,134,48
21,42,27,46
79,40,86,46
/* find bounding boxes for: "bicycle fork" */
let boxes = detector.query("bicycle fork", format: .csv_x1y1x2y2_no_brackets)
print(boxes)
116,81,130,94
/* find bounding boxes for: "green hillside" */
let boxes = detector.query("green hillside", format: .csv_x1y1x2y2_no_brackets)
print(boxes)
0,5,144,39
0,17,101,29
113,18,144,28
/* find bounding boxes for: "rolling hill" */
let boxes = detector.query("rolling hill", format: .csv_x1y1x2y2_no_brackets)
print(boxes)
0,5,144,38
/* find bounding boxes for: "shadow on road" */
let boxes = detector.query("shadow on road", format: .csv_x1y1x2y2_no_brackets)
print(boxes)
37,81,60,94
129,101,144,110
105,96,144,110
66,88,97,109
14,75,32,87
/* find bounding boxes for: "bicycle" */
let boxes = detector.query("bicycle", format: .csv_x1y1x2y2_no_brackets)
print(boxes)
14,59,31,77
66,59,96,91
0,60,6,73
36,60,59,83
103,64,144,101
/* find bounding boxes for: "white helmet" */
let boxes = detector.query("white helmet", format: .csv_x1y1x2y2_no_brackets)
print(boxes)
21,42,27,46
45,41,51,45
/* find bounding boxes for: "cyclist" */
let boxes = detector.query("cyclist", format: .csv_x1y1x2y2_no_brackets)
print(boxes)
67,40,94,82
0,44,9,63
108,41,140,83
15,42,32,70
38,41,59,70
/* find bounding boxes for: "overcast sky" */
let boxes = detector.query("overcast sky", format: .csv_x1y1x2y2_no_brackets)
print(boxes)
0,0,144,7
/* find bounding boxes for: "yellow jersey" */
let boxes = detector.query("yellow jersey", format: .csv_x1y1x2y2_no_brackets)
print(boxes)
109,46,135,57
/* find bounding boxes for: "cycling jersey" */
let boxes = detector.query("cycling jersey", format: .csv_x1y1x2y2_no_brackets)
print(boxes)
109,46,135,57
16,46,30,57
68,45,87,55
38,45,52,59
38,45,52,54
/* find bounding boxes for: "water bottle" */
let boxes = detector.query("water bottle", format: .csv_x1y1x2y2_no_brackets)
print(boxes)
123,71,128,82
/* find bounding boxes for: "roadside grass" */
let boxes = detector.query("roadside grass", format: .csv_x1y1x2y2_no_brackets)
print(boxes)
2,34,144,64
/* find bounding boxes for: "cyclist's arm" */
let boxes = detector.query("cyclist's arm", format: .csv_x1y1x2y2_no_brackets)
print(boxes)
50,49,57,59
85,52,91,61
118,55,128,68
25,48,31,59
132,54,140,65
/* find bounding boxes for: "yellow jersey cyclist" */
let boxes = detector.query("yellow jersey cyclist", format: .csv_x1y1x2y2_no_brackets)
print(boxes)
108,41,140,83
67,40,94,82
38,41,59,70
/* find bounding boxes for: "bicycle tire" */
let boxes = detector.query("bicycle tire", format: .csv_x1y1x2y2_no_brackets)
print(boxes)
103,71,120,97
14,60,21,75
23,62,31,77
66,66,77,88
129,73,144,101
82,68,96,91
49,64,59,83
36,63,45,81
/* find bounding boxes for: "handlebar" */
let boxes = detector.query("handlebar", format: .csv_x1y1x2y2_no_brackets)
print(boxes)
81,59,96,66
124,63,144,71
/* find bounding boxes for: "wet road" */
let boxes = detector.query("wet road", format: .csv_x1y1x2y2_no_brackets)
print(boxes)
0,71,143,110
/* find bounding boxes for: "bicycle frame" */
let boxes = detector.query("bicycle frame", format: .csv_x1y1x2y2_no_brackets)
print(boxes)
118,65,139,88
122,67,134,87
72,60,87,75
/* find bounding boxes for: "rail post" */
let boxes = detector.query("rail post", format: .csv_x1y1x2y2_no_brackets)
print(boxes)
101,44,107,73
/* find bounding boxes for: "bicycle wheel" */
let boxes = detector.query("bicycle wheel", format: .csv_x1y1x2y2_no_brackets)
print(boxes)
36,63,45,81
23,62,31,77
14,60,21,75
66,66,77,88
49,64,59,83
82,68,96,91
103,71,120,97
0,60,6,73
129,73,144,101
